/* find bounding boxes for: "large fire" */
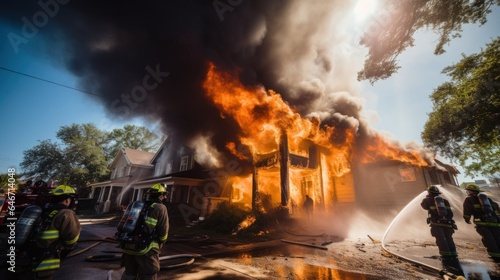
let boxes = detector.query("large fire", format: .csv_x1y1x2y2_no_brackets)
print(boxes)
202,62,429,214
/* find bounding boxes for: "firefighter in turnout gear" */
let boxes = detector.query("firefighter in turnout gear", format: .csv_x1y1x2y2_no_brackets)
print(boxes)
463,184,500,261
120,183,169,280
421,185,458,259
9,185,81,280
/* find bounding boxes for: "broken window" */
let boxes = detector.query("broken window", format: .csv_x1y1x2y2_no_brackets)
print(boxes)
399,164,416,182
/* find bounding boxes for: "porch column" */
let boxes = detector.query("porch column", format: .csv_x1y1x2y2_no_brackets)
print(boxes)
279,130,289,206
252,167,258,211
104,186,113,213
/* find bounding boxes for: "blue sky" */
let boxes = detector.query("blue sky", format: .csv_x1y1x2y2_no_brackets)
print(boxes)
0,6,498,185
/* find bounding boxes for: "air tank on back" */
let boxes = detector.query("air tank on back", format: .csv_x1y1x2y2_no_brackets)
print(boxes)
15,205,43,246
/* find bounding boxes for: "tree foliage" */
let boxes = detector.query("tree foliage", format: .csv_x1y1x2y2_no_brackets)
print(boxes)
106,125,165,161
422,38,500,177
21,140,64,180
20,123,163,189
57,123,110,187
358,0,499,83
0,173,20,193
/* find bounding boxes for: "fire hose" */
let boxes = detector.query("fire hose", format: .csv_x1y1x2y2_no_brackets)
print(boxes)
70,235,207,270
275,219,325,237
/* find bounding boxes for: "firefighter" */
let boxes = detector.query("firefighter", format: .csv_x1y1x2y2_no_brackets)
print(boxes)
303,195,314,219
13,185,81,280
121,183,169,280
463,184,500,261
420,185,458,259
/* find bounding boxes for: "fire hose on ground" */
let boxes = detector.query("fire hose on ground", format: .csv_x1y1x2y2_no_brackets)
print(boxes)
276,214,465,280
68,235,208,270
380,236,465,280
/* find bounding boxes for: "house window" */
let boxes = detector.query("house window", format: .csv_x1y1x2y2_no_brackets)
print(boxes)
301,177,313,195
154,162,162,176
115,166,127,178
166,161,173,174
399,164,416,182
180,156,189,171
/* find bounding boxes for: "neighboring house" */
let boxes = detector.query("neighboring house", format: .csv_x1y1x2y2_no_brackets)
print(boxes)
125,137,228,224
474,179,490,189
460,180,490,189
353,159,460,215
88,147,154,214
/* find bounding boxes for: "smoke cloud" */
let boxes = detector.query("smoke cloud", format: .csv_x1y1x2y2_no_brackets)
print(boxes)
1,0,415,167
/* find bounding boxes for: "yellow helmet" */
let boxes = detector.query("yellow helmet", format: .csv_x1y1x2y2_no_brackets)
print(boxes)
52,185,76,195
148,183,167,194
465,184,481,192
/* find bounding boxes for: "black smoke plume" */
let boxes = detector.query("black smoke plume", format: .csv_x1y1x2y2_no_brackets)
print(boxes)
2,1,427,167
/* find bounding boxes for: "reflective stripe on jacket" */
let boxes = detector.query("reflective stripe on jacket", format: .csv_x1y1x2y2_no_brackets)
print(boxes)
33,207,81,271
34,258,60,271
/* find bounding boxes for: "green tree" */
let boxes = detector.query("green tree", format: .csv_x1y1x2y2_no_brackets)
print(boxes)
106,125,164,162
21,124,109,188
0,173,20,193
21,140,65,180
20,123,163,189
56,123,110,187
421,38,500,177
358,0,499,83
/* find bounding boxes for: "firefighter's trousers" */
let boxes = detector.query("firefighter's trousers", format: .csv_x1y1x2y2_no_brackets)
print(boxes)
121,250,160,280
476,226,500,259
430,225,457,258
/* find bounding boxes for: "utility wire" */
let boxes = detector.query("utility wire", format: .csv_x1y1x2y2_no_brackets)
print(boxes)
0,66,104,98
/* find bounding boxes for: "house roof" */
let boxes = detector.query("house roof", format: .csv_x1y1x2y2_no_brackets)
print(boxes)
150,136,170,163
434,159,460,175
87,177,130,187
123,147,155,165
109,147,155,168
150,136,194,164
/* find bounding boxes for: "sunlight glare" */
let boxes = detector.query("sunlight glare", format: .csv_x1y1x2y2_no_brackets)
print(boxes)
354,0,377,23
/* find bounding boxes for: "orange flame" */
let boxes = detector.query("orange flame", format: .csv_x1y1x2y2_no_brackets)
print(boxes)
202,62,428,211
359,135,429,166
203,62,353,165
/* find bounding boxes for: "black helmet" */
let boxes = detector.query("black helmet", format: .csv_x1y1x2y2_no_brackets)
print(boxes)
427,185,441,195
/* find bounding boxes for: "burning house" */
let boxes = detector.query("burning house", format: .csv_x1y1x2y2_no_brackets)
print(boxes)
87,63,460,226
4,2,462,224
